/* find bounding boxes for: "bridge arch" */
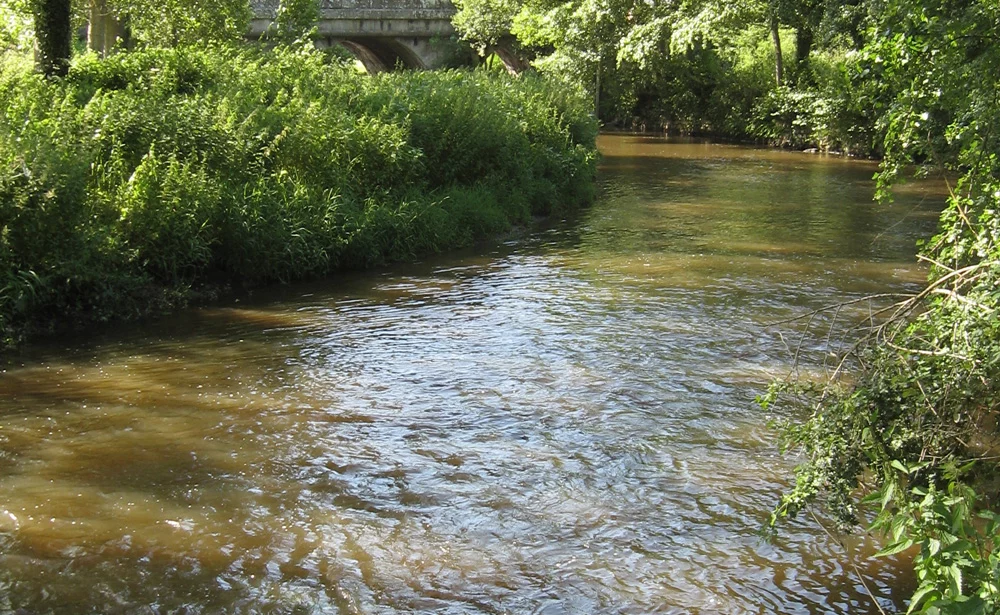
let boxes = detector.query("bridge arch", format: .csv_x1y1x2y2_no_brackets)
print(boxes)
336,38,426,73
250,0,461,71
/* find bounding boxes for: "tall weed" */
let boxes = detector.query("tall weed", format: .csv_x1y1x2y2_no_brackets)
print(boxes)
0,44,597,346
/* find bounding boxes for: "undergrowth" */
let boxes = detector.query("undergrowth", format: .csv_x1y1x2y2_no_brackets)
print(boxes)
0,44,598,347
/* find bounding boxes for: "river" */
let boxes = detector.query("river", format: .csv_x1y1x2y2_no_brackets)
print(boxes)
0,135,945,614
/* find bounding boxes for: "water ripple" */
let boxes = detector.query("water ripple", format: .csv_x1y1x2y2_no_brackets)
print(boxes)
0,136,940,613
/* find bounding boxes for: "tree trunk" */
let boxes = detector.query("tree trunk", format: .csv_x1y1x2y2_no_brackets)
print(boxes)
87,0,106,54
795,24,813,69
115,14,133,52
769,12,783,87
594,60,601,120
487,39,530,75
88,0,130,57
34,0,72,77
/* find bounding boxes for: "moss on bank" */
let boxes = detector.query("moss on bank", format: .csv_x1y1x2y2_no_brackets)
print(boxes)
0,45,598,348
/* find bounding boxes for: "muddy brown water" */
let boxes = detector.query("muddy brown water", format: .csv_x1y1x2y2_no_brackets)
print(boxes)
0,136,946,614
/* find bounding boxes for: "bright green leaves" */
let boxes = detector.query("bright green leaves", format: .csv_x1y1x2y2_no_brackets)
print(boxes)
0,0,34,51
112,0,253,47
268,0,320,43
0,46,597,345
880,481,1000,614
768,1,1000,609
452,0,523,49
113,148,221,282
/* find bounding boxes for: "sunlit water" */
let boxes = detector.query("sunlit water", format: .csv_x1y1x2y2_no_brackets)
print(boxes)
0,136,946,614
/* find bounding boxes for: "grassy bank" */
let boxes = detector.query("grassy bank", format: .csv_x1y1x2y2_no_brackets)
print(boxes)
0,44,598,348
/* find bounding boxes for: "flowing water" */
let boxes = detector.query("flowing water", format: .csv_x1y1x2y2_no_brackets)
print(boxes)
0,136,946,614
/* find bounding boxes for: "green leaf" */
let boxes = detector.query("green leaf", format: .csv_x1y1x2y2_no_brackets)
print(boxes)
881,482,896,510
947,564,962,596
907,585,939,614
942,539,973,555
951,595,987,615
876,538,915,557
928,537,941,556
891,513,909,542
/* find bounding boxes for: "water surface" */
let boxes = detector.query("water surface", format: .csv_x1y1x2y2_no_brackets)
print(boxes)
0,135,945,614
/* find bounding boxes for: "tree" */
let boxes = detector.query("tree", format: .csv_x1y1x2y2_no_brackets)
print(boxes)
452,0,521,50
3,0,253,69
819,0,870,51
775,0,823,80
32,0,71,76
268,0,319,43
767,1,782,85
88,0,129,56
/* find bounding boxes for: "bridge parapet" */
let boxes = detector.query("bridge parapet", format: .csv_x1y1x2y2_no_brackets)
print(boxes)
249,0,460,71
252,0,454,13
250,0,455,27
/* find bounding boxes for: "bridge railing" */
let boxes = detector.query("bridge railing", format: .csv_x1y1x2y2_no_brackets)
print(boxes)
251,0,456,18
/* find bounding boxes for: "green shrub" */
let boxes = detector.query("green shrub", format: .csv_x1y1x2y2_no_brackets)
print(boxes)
0,44,598,346
765,0,1000,606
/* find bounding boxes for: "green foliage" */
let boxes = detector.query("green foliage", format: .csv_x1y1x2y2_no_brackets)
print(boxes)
0,0,34,51
0,44,597,345
748,86,836,149
268,0,320,43
457,0,881,150
453,0,521,49
111,0,252,46
869,470,1000,614
766,1,1000,613
1,0,252,53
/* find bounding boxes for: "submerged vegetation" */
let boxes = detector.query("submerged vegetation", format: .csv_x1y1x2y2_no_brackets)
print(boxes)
0,44,597,346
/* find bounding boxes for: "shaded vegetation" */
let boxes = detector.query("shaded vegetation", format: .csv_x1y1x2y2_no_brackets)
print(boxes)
453,0,892,155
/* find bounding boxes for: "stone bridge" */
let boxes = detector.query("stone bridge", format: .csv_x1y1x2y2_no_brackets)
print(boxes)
249,0,466,72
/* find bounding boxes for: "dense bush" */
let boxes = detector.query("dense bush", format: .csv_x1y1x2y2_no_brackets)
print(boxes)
764,0,1000,611
0,44,598,346
600,26,882,155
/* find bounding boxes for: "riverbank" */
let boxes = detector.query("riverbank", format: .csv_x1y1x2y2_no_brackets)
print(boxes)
0,45,598,349
0,135,939,612
598,129,868,158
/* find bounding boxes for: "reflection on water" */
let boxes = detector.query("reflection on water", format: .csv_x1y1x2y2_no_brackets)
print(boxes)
0,136,944,614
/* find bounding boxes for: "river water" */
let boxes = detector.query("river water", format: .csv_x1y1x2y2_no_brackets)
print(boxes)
0,136,944,614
